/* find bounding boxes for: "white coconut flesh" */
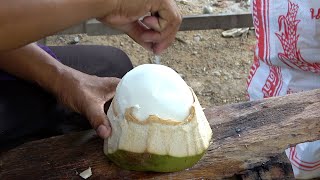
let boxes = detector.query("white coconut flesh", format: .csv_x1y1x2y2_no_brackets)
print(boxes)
104,64,212,171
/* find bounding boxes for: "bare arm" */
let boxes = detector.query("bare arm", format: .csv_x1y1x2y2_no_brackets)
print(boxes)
0,0,111,51
0,44,63,92
0,0,181,138
0,0,181,54
0,43,119,138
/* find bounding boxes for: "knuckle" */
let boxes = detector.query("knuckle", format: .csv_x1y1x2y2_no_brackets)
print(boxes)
176,13,183,23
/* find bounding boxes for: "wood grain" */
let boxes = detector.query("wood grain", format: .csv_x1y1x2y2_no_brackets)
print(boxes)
1,89,320,179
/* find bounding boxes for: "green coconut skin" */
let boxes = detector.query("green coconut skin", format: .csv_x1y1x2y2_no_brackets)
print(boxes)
106,150,205,172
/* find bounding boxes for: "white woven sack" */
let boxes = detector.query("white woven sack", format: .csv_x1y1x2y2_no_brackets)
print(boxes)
285,141,320,179
248,0,320,179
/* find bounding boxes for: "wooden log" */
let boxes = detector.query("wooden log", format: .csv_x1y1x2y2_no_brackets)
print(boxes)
1,89,320,179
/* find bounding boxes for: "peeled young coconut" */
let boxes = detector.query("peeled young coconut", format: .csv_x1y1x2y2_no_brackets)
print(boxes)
104,64,212,172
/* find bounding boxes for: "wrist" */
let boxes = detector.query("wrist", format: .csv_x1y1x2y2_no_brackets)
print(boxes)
48,65,67,96
52,64,85,113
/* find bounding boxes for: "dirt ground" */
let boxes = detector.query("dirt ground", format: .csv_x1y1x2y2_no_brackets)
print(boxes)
46,0,256,108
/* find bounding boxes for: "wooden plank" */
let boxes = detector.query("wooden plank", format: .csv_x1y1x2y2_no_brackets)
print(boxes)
39,13,253,45
1,89,319,179
179,13,253,32
56,13,253,36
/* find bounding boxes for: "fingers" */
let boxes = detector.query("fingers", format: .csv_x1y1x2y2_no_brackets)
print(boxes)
125,22,157,52
127,18,180,54
137,21,180,54
96,124,111,139
130,2,182,54
99,0,182,54
86,103,112,139
85,77,121,139
90,77,121,139
141,16,161,31
151,0,182,54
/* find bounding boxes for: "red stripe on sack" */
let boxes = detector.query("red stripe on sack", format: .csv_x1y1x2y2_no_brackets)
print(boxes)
246,54,260,86
290,147,294,160
246,54,261,98
253,0,266,63
290,147,320,170
295,153,320,165
292,146,320,165
264,0,271,65
262,66,282,98
291,161,320,171
267,0,272,65
274,67,282,96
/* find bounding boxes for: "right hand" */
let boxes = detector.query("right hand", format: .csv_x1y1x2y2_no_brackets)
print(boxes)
99,0,182,54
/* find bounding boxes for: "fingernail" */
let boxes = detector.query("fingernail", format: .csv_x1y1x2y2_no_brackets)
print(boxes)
96,125,111,139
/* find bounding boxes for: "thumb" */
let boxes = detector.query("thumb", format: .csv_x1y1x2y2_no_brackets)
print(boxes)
86,105,111,139
141,15,161,32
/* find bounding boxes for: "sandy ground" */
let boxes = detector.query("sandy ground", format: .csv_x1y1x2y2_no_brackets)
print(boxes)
47,0,255,108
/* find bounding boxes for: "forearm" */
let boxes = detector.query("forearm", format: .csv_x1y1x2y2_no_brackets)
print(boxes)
0,43,70,94
0,0,112,51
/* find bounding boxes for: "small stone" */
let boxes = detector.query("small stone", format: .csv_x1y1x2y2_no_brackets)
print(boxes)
233,75,242,79
248,30,256,36
194,36,201,42
74,36,80,43
150,55,161,64
175,37,188,44
247,60,252,65
179,0,188,5
69,36,80,45
211,0,218,5
203,6,214,14
193,35,202,42
120,42,124,46
79,167,92,179
213,71,221,77
222,28,250,38
58,37,65,43
192,51,198,55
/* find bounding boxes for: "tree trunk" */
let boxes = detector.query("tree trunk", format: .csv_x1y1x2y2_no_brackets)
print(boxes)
1,89,319,179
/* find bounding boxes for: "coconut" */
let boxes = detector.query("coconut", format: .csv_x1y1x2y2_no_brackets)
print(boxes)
104,64,212,172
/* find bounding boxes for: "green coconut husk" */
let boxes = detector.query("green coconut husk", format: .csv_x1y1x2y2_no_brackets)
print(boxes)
107,150,205,172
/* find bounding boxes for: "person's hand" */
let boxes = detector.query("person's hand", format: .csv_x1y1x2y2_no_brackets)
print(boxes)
98,0,182,54
55,68,120,139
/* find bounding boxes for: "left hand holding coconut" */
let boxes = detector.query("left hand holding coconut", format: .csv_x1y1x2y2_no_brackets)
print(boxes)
105,64,212,172
54,68,120,138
